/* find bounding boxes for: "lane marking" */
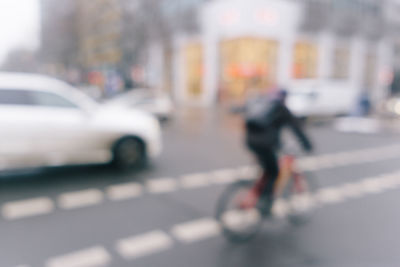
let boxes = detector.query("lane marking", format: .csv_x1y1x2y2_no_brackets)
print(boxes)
58,189,104,210
298,144,400,171
106,183,142,201
379,174,400,189
146,178,178,193
315,155,337,169
46,246,111,267
361,178,386,194
272,198,291,218
316,188,345,204
236,165,258,180
2,197,54,220
180,173,210,189
115,230,173,260
171,218,220,243
4,144,400,221
338,183,365,199
38,170,400,265
288,193,316,213
211,169,238,184
297,157,319,171
328,153,355,166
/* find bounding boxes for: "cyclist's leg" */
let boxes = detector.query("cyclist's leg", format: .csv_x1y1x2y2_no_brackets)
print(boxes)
260,148,279,198
260,149,279,214
253,147,279,214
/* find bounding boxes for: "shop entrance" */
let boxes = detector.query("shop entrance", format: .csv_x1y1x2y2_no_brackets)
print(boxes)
185,42,203,100
219,38,279,103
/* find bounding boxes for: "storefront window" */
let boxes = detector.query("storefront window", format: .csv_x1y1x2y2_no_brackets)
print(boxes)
293,42,318,79
185,43,203,99
219,38,278,102
332,44,350,79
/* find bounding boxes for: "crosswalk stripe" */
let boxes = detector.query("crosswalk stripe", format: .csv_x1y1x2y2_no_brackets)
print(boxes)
211,169,238,184
115,230,173,260
3,145,400,222
106,183,143,201
180,173,210,188
2,197,54,220
46,246,111,267
58,189,104,210
146,178,178,193
171,218,220,243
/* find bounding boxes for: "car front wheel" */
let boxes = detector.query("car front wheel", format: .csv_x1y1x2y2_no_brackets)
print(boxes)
112,137,146,170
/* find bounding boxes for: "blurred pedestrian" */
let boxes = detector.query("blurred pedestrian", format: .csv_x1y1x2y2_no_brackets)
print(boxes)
355,91,371,117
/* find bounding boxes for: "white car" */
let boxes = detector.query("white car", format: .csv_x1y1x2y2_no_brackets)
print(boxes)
0,72,162,171
107,89,174,121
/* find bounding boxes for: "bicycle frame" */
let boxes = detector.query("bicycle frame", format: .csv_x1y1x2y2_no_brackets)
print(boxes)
274,154,296,198
238,154,305,210
275,153,309,197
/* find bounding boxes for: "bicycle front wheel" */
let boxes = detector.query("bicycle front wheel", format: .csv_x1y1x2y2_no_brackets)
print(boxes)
215,180,263,242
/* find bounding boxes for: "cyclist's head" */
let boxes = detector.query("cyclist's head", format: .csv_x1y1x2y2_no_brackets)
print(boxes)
276,89,288,103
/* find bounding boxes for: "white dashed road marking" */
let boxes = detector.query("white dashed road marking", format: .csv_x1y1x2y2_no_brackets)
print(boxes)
297,157,319,171
338,183,365,198
146,178,178,193
58,189,104,210
180,173,210,189
46,246,111,267
106,183,143,201
271,198,291,218
171,218,221,243
3,145,400,221
2,197,54,220
211,169,238,184
316,188,345,204
236,165,259,180
115,230,173,260
33,170,400,267
361,178,386,194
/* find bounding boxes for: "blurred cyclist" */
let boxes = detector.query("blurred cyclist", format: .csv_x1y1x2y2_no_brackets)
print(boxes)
244,89,313,214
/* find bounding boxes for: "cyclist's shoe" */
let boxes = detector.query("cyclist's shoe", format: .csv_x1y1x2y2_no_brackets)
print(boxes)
256,195,273,217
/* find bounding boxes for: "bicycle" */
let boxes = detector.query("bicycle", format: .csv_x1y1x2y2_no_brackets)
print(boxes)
215,151,317,242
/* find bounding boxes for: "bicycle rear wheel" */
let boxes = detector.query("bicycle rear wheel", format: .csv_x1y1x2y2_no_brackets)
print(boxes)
283,171,318,225
215,180,263,242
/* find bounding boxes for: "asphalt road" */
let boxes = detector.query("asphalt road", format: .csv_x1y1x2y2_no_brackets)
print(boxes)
1,109,400,267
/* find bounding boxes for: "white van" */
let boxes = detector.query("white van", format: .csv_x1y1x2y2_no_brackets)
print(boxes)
287,79,360,118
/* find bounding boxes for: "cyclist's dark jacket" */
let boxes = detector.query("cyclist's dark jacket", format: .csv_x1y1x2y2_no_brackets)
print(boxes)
245,97,312,152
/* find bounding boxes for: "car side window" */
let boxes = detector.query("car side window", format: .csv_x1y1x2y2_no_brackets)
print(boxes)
0,89,31,105
135,97,154,105
29,91,79,109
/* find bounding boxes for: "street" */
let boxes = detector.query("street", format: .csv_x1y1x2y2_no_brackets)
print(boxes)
2,109,400,267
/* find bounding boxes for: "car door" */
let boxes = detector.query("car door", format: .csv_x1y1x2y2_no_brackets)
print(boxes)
0,89,45,169
26,90,98,166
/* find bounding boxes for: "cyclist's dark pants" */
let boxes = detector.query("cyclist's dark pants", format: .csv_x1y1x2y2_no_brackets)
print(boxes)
248,145,279,198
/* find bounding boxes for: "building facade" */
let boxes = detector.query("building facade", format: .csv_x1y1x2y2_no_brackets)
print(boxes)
173,0,397,109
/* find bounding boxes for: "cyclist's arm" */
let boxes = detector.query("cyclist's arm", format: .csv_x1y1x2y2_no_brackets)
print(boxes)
284,107,313,152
